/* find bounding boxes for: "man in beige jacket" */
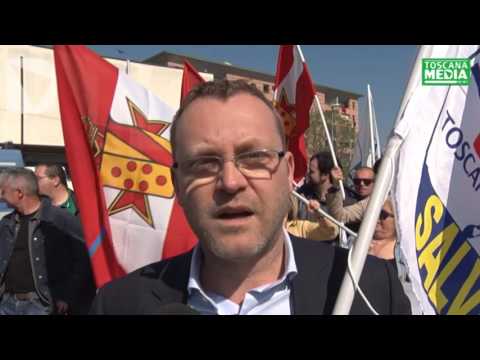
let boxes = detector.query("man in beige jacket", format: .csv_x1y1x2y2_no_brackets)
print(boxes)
326,166,370,225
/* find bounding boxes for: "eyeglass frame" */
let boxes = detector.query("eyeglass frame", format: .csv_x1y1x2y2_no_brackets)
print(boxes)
172,149,286,179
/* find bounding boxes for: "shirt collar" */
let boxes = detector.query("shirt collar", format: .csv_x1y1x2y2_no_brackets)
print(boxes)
187,229,298,298
13,202,43,223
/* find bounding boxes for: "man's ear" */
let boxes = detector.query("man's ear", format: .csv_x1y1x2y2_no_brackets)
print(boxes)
17,188,24,200
171,168,184,208
53,176,61,187
285,151,295,191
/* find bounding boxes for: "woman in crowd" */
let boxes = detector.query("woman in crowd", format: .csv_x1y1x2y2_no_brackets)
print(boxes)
368,198,396,261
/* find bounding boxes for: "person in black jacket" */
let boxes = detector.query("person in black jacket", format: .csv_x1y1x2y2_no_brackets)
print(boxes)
0,167,95,315
91,79,411,315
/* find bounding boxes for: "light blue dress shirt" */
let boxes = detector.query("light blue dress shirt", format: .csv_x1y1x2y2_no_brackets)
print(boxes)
187,230,298,315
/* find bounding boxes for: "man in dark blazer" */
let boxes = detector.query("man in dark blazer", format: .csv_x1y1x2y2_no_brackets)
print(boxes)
91,79,411,315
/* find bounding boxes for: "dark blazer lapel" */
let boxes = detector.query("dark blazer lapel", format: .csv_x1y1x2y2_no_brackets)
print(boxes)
290,236,335,315
149,250,193,307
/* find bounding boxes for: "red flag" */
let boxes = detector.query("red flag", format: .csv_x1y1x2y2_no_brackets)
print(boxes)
180,60,204,103
274,45,316,182
54,45,197,288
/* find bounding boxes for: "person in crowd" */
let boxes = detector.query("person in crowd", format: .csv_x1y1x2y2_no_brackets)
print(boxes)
352,167,375,200
296,152,356,221
35,164,78,216
326,166,370,226
286,195,339,242
369,199,396,261
333,166,376,240
295,152,334,221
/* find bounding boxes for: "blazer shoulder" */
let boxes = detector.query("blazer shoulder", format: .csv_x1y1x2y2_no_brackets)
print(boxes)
101,250,192,293
290,235,339,274
91,251,193,314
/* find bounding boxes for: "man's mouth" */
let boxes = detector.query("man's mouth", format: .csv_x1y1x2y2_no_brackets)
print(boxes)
214,206,255,220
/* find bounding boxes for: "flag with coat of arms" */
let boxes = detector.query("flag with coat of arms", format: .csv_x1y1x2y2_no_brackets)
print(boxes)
54,45,197,288
274,45,316,182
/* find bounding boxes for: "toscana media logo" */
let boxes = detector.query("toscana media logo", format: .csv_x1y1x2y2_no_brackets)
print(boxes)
422,59,471,86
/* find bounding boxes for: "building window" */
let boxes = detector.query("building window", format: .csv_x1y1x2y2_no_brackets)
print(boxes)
263,84,270,93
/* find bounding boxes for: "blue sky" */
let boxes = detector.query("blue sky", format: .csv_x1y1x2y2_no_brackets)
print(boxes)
90,45,418,147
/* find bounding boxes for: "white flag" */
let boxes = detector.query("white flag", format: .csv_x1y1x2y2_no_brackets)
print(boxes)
392,45,480,314
351,84,381,172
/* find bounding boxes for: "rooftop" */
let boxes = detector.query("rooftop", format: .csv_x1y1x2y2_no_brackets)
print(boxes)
144,51,363,101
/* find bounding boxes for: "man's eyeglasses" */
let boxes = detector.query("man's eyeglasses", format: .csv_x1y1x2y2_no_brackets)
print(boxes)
379,210,394,220
353,178,374,186
172,149,285,180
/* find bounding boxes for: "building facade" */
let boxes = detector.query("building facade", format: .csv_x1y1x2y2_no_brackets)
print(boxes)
144,51,362,124
144,51,362,166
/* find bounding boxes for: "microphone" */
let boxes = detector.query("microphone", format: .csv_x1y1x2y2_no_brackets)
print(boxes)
155,303,200,315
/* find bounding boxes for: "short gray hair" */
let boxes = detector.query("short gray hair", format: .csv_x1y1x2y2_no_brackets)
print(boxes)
2,167,39,196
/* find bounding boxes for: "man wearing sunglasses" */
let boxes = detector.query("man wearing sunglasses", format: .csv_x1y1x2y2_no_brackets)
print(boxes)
352,167,375,200
90,80,410,315
326,166,375,227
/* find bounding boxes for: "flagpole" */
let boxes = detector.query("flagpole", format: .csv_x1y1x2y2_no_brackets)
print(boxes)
332,45,426,315
291,181,358,238
292,190,358,238
373,101,382,159
20,56,24,146
367,84,375,166
116,48,129,75
296,45,346,200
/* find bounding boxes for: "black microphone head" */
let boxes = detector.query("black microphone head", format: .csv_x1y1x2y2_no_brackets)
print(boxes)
156,303,200,315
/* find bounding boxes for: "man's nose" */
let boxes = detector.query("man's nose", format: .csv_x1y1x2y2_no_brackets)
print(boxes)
216,161,248,194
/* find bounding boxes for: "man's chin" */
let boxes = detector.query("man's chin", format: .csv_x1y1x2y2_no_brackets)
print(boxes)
210,245,265,263
203,232,268,261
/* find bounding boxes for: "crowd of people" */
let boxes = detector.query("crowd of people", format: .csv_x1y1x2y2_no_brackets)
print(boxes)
0,79,411,315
